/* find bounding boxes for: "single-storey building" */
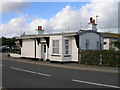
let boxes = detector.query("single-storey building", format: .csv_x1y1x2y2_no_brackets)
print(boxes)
16,17,104,62
100,33,120,51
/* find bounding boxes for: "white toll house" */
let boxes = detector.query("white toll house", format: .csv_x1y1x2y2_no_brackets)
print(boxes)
16,17,104,62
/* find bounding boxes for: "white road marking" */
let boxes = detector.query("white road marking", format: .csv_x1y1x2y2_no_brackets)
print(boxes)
10,67,51,77
72,79,120,88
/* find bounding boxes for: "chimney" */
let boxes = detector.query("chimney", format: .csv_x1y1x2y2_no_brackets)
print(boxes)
38,26,42,30
88,17,97,31
36,26,44,35
93,19,95,24
90,17,93,23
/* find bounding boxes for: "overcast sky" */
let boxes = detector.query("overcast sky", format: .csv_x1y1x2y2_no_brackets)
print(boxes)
0,0,119,38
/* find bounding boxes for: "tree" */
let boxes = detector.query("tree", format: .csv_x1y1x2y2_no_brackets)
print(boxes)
111,40,120,50
1,37,16,47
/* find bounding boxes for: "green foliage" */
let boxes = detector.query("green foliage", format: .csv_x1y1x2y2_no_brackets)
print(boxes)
111,40,120,50
80,50,120,67
1,37,16,47
10,50,21,54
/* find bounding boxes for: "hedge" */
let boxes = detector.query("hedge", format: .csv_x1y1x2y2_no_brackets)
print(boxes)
10,50,21,54
79,50,120,67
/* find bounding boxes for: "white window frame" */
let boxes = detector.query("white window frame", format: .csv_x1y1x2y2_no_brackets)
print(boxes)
86,39,89,50
52,40,59,55
97,41,99,50
64,39,70,55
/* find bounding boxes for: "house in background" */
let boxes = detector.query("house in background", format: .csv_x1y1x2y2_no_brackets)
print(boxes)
101,33,120,51
16,17,103,62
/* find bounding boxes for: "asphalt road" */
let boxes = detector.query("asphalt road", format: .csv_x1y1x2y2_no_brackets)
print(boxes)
1,58,119,89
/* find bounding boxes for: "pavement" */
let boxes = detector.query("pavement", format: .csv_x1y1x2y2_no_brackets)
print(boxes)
1,52,119,73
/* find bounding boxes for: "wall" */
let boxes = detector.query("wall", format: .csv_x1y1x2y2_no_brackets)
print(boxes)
36,39,41,59
49,35,63,62
71,36,78,62
62,36,72,62
79,33,102,50
21,39,35,58
103,39,110,50
103,38,119,51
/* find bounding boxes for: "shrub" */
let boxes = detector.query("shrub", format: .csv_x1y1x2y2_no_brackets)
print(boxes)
10,50,21,54
79,50,120,67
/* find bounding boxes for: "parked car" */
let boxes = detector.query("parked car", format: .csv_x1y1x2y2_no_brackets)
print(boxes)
11,45,20,51
0,45,10,52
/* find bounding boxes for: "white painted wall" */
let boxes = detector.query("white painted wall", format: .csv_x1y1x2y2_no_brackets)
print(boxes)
49,35,78,62
103,39,110,50
36,40,41,58
49,35,63,62
79,33,102,50
62,36,72,62
21,39,35,58
71,36,78,62
103,38,119,51
88,23,97,31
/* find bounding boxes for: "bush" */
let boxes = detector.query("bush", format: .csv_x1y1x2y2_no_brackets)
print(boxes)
10,50,21,54
79,50,120,67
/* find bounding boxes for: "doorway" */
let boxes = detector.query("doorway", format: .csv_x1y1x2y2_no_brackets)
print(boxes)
41,43,47,60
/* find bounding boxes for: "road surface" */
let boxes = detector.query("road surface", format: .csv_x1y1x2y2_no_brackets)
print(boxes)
1,58,119,89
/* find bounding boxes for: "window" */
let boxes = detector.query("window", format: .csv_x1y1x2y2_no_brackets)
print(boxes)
97,41,99,50
52,40,59,54
65,40,70,55
104,42,107,45
44,45,46,53
86,39,89,50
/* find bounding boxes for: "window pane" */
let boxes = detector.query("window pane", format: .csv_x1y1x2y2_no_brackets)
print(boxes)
56,40,59,47
86,39,89,43
56,48,59,54
65,40,69,44
97,41,99,50
53,48,55,54
44,45,46,53
65,50,69,54
65,46,68,49
86,39,89,50
86,43,89,50
53,40,55,47
65,40,70,54
52,40,59,54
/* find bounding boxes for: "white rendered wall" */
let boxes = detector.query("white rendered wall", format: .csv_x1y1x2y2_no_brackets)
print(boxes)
103,39,110,50
62,36,72,62
79,33,101,50
49,36,78,62
88,23,97,31
62,36,78,62
103,38,118,50
21,39,35,58
71,36,78,62
36,40,41,59
49,35,63,62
